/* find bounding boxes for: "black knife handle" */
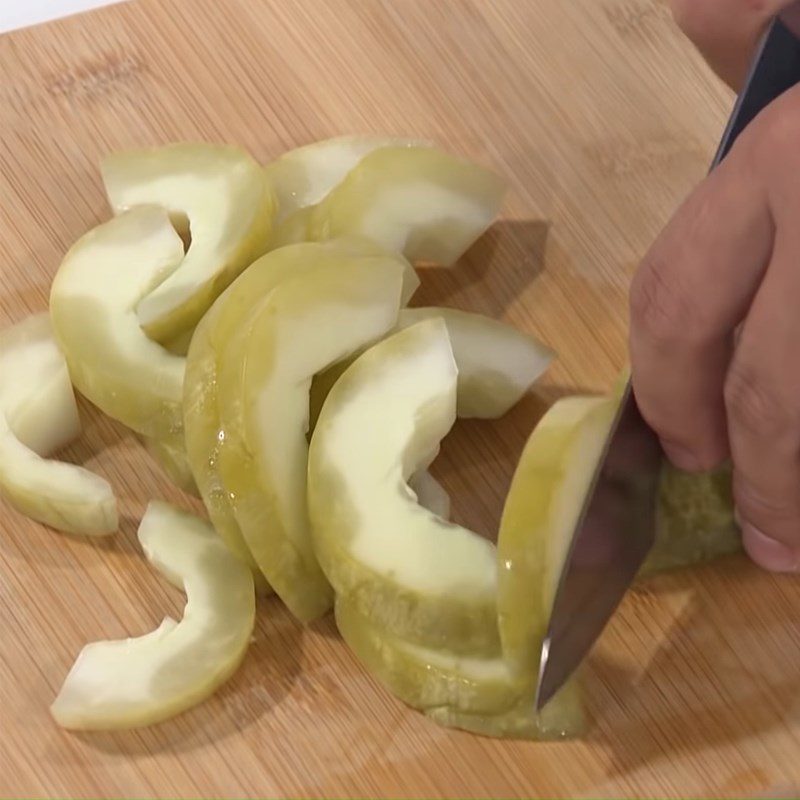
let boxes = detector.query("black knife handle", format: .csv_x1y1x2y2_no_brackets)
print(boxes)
712,18,800,169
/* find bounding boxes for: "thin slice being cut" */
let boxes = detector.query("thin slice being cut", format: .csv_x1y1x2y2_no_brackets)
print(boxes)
264,135,426,223
51,500,255,730
335,597,583,739
308,319,500,654
102,142,275,343
272,146,507,265
496,394,619,673
184,239,416,587
0,314,117,536
331,394,610,738
50,205,186,442
216,255,406,621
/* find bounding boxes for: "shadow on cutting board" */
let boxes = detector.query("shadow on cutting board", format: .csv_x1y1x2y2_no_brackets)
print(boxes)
412,218,550,314
584,558,800,783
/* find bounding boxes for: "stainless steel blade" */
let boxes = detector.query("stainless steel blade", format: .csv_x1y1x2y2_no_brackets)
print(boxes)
535,17,800,711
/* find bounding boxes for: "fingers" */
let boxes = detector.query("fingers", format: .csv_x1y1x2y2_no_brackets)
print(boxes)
629,135,774,472
631,85,800,571
725,131,800,570
669,0,798,89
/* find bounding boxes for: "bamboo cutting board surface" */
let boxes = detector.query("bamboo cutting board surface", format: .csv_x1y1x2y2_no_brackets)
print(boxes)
1,0,799,797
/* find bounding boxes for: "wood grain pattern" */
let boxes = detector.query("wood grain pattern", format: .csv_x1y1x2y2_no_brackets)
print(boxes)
1,0,798,797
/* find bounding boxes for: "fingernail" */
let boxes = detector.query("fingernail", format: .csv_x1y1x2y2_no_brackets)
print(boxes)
741,523,800,573
660,440,710,473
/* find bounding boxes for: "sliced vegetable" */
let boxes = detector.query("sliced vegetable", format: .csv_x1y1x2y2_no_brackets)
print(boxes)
264,135,425,223
335,597,521,714
642,463,740,575
51,501,255,730
102,142,275,343
308,320,499,653
143,437,199,497
0,313,81,455
0,314,117,536
217,255,406,621
409,471,451,520
496,394,618,673
272,146,507,265
184,238,415,588
50,205,186,442
425,682,584,740
396,307,553,418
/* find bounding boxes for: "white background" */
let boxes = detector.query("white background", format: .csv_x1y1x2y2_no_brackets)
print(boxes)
0,0,122,34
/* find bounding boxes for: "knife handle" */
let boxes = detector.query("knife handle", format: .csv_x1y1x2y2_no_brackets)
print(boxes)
711,18,800,170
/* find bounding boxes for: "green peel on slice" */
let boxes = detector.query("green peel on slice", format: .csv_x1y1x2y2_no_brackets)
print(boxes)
272,146,507,265
50,205,187,442
396,307,553,418
0,314,117,536
102,142,275,343
217,251,406,621
264,135,426,223
51,501,255,730
308,319,500,653
497,394,618,673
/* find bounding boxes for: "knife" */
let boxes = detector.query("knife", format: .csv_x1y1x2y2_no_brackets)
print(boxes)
535,17,800,711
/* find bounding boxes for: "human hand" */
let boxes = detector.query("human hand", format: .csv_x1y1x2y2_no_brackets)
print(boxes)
630,57,800,572
668,0,800,89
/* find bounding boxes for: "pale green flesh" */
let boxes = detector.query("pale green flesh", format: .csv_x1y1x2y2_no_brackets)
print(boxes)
102,142,276,342
308,320,500,653
396,307,554,418
497,395,618,673
0,416,117,536
51,501,255,730
264,136,427,223
0,314,117,536
0,313,81,455
184,239,411,598
217,252,405,621
49,205,187,441
272,146,507,265
310,303,550,429
335,597,521,715
330,392,613,739
409,470,451,520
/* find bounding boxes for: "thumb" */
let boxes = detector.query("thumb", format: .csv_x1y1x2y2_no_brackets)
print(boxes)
669,0,800,90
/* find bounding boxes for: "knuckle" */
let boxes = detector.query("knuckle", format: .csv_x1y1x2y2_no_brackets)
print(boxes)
630,252,705,345
735,476,800,531
669,0,707,41
724,360,798,440
750,89,800,168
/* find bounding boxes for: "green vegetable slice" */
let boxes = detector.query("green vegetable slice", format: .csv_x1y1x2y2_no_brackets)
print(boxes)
102,142,275,343
51,501,255,730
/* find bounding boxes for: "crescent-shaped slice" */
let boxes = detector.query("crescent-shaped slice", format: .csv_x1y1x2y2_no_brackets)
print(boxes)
0,314,116,536
50,205,187,441
51,501,255,730
308,320,499,653
217,253,406,621
102,142,275,343
272,146,506,265
264,135,426,222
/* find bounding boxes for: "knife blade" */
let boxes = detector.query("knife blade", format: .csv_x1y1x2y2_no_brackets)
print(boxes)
535,17,800,712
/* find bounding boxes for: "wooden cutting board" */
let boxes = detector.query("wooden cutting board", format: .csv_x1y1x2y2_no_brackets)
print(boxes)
1,0,798,797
